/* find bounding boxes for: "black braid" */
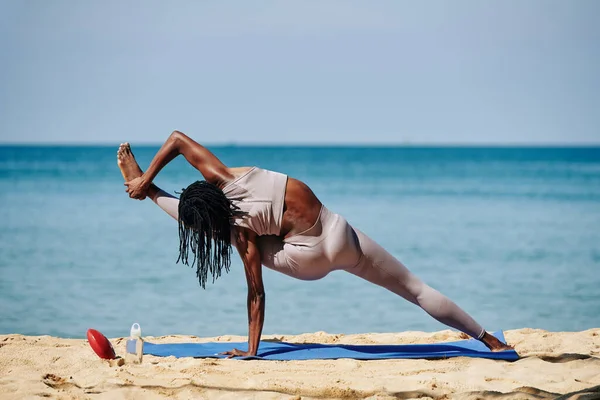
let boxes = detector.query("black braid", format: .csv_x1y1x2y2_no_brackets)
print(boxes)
176,180,240,289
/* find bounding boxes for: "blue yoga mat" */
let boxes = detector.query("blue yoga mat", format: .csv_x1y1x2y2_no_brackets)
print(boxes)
128,331,518,361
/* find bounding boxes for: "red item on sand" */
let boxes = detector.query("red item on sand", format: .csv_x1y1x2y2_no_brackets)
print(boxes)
87,329,116,360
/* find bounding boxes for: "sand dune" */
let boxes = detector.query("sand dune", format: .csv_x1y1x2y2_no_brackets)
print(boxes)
1,329,599,399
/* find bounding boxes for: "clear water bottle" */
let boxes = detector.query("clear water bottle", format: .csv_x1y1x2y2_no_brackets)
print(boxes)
126,323,144,364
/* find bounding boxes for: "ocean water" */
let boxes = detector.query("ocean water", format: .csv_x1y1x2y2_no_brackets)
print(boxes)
0,145,599,339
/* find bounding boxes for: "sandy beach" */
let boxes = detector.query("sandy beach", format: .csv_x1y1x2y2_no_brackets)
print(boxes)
1,329,599,399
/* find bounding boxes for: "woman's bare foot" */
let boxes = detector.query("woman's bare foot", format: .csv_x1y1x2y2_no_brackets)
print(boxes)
117,143,143,182
480,331,514,352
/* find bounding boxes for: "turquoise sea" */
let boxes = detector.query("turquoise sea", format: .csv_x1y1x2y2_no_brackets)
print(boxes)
1,145,599,339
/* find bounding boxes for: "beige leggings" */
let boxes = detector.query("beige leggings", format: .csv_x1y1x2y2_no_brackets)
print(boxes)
151,190,486,339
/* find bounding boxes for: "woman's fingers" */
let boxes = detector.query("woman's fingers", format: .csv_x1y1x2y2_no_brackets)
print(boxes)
220,348,243,358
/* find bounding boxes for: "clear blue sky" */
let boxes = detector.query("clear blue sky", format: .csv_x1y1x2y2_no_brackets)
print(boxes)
1,1,599,144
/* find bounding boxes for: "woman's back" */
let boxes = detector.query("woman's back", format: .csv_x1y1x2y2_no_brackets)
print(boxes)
222,167,322,238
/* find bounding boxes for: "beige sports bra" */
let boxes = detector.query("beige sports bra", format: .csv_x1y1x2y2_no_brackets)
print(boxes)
221,167,288,236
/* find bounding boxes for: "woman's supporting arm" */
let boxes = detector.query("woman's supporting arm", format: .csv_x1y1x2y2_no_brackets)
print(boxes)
223,228,265,358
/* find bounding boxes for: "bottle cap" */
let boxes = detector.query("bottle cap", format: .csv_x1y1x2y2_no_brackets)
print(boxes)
130,323,142,338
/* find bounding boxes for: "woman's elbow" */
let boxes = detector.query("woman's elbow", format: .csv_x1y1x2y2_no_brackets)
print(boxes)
168,130,187,149
169,130,182,140
250,290,265,301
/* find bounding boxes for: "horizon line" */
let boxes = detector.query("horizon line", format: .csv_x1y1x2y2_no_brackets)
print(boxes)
1,141,600,148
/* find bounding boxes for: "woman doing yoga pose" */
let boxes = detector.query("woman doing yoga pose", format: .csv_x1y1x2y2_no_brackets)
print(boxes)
118,131,513,357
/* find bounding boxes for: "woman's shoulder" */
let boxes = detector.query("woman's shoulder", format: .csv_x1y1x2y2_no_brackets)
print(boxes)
227,166,255,177
218,166,256,190
220,166,289,190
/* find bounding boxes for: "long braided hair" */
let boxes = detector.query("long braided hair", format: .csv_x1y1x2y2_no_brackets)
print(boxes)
176,180,240,288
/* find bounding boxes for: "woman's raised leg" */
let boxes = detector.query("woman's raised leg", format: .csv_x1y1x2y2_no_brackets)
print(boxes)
117,143,180,220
